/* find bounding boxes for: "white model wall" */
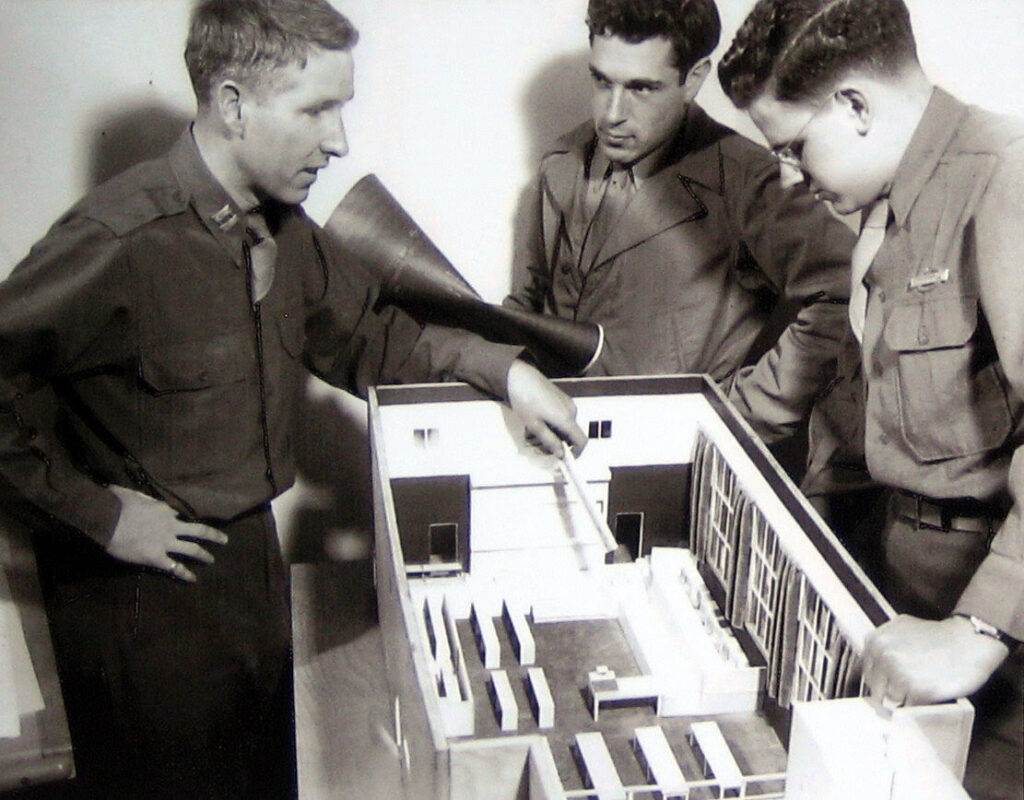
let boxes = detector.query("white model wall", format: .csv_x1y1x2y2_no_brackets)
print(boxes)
1,0,1022,558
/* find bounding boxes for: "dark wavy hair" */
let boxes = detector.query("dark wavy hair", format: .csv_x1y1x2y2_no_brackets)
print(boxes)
718,0,918,108
587,0,722,79
185,0,359,106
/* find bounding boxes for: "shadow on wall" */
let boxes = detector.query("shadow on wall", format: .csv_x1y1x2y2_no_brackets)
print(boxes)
519,48,593,171
509,48,592,299
88,103,192,188
285,386,373,564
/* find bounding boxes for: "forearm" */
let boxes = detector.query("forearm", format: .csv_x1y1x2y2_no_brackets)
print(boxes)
407,322,525,400
729,301,847,443
960,140,1024,641
0,385,123,546
0,215,128,545
955,448,1024,642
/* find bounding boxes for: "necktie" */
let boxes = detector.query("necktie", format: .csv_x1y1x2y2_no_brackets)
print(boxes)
580,165,635,274
849,198,891,342
245,208,277,303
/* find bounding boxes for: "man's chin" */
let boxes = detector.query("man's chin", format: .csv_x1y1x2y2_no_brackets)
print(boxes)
598,141,637,165
829,199,862,216
272,187,312,206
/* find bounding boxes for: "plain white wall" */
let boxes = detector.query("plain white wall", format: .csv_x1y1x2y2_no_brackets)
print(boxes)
3,1,1023,292
1,0,1022,559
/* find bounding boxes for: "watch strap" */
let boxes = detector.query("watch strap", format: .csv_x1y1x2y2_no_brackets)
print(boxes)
955,613,1018,647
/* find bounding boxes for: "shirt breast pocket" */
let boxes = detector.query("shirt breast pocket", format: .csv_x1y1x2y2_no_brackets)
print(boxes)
275,313,305,361
136,332,256,479
884,296,1012,462
138,332,253,393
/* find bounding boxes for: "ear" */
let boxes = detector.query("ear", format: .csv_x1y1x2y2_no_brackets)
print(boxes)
835,86,872,136
213,81,246,139
682,57,711,100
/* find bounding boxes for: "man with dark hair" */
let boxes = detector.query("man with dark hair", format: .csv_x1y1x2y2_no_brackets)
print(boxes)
504,0,855,451
0,0,585,796
720,1,1023,795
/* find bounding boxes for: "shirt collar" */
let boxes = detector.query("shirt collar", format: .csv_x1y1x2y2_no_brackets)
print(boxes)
577,104,723,193
887,87,968,230
586,126,676,188
167,126,251,244
588,148,635,190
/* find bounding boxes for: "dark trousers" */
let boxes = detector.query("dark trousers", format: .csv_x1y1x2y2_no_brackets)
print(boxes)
815,488,1022,799
880,496,1020,800
34,508,295,799
881,495,994,620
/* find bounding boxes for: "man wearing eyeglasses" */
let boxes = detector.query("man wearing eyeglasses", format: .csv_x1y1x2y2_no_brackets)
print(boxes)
504,0,857,461
720,1,1023,796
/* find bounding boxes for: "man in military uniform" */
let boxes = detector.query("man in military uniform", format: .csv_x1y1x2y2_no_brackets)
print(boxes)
0,1,584,796
504,0,855,451
719,2,1023,796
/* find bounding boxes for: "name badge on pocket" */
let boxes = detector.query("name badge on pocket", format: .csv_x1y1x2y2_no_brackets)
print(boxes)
908,269,950,291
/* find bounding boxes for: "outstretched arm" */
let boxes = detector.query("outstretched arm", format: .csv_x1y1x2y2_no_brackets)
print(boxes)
725,151,855,443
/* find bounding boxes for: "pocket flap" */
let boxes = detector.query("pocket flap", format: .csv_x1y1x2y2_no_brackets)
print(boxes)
139,332,252,392
276,313,305,359
883,296,977,352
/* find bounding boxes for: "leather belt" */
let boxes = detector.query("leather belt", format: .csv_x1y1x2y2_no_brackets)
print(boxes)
892,490,1004,535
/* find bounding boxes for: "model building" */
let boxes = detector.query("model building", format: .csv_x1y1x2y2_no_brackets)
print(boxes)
367,375,972,799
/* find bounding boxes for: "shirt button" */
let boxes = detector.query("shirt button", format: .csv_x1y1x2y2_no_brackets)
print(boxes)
878,291,886,302
917,328,930,345
879,433,889,445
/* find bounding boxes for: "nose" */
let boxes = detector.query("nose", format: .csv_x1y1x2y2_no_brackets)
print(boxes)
321,112,349,159
778,161,805,190
601,86,628,127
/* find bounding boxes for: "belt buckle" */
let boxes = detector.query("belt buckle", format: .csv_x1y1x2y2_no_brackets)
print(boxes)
911,493,950,532
912,493,940,532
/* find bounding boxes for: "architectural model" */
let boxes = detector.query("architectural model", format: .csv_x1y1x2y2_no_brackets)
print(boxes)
367,375,973,799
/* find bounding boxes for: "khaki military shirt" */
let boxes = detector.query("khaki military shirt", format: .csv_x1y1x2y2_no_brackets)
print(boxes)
858,89,1024,637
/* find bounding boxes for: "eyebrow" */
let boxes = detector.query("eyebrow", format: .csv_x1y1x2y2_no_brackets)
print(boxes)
588,65,665,91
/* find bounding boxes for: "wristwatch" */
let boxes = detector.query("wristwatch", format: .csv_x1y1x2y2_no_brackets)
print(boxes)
955,613,1018,647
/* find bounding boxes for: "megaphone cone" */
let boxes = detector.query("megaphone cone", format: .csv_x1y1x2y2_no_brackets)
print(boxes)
323,174,601,377
325,174,480,305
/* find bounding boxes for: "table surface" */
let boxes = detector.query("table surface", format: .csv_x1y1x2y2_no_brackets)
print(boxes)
291,560,403,799
0,523,73,793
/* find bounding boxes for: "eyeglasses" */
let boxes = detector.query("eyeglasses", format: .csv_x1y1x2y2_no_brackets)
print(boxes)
771,94,834,169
